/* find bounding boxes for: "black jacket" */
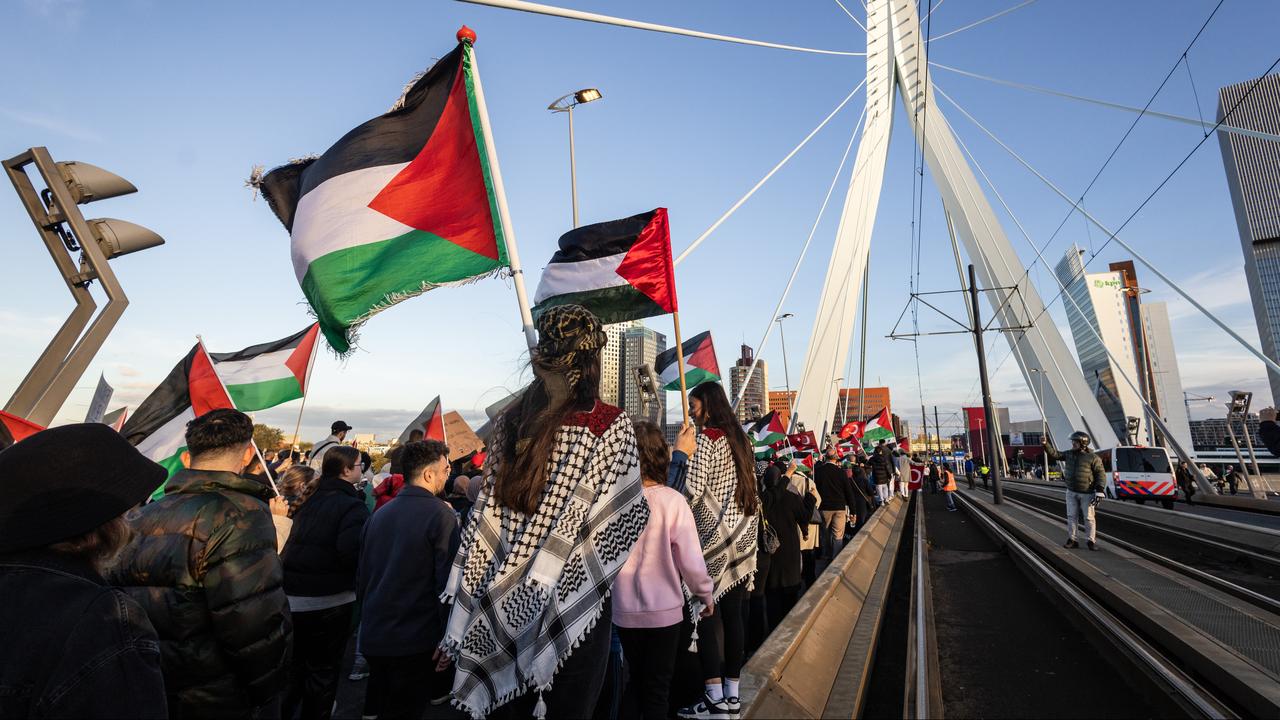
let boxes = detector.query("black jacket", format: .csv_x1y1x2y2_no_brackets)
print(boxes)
1259,420,1280,458
357,486,460,656
763,482,814,590
0,550,167,718
871,451,895,485
108,469,291,717
814,461,856,511
281,474,369,598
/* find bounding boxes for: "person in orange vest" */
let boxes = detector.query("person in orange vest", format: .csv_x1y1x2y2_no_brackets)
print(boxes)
941,465,958,512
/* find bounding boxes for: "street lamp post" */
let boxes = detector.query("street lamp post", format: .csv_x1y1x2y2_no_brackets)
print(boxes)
548,88,602,228
1030,368,1049,480
776,313,795,431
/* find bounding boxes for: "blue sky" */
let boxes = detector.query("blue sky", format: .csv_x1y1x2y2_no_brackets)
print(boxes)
2,0,1278,442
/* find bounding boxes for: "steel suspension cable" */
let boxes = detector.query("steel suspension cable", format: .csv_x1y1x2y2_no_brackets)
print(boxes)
927,0,1037,43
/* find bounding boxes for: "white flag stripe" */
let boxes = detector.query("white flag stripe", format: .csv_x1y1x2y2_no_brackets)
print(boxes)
136,407,195,461
532,251,630,304
289,163,412,281
214,348,297,386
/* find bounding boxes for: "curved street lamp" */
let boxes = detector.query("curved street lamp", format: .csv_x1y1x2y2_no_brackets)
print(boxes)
548,88,603,228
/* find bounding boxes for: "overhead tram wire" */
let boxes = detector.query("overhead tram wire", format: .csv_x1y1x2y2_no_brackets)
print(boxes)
926,0,1038,43
731,104,868,411
674,78,867,265
457,0,866,57
935,53,1280,377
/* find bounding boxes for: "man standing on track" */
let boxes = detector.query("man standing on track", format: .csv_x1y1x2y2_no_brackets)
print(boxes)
1057,431,1106,551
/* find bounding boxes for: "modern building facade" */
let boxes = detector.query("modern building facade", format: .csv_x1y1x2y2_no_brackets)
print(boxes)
621,323,667,427
1141,302,1194,453
600,321,634,407
1218,73,1280,406
1055,246,1148,444
729,345,768,422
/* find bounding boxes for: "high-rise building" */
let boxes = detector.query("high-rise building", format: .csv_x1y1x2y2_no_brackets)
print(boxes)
1141,302,1193,453
1055,247,1191,449
599,322,634,406
729,345,768,422
1218,74,1280,406
1055,246,1145,444
621,323,667,427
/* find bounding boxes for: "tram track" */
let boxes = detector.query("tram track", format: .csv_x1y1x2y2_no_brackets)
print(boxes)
954,491,1241,719
996,482,1280,603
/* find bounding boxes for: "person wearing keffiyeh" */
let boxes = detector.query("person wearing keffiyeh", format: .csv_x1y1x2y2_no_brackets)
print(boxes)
679,382,760,720
440,305,648,720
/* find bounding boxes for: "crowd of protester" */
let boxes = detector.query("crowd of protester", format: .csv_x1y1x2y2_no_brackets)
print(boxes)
0,304,915,720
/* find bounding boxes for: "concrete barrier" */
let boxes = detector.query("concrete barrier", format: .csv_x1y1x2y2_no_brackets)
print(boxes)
740,498,909,718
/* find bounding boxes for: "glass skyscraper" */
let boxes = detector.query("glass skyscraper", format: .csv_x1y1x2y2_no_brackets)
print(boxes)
1218,73,1280,405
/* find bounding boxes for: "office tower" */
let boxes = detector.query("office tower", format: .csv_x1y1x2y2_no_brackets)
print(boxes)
621,323,667,427
730,345,769,422
599,321,635,406
1141,302,1193,453
1218,73,1280,405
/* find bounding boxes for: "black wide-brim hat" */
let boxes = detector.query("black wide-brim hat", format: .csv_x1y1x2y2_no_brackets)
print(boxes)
0,423,166,553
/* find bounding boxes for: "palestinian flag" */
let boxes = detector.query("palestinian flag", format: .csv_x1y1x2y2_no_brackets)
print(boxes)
209,324,320,411
102,407,129,432
745,411,786,447
531,208,677,324
121,344,236,493
0,410,43,446
399,396,446,444
259,37,509,353
860,408,895,450
654,330,718,391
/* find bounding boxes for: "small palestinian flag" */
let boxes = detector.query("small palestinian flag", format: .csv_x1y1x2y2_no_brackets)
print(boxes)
399,396,446,444
210,324,320,411
121,344,236,493
259,36,509,353
745,411,786,447
654,330,719,391
532,208,677,324
102,406,129,432
0,410,43,446
860,408,895,450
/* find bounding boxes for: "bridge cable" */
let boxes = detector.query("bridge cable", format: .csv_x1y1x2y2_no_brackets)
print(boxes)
927,0,1038,44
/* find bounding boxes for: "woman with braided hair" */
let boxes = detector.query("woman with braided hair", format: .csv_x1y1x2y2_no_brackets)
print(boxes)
441,305,648,720
679,381,760,720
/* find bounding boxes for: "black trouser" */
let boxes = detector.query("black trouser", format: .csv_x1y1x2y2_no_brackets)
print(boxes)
363,651,444,720
618,623,681,720
765,585,801,630
282,602,354,720
696,584,748,682
491,597,612,720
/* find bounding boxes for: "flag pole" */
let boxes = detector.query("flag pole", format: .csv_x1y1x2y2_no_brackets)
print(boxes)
197,336,279,496
672,311,690,425
462,29,537,351
289,332,320,451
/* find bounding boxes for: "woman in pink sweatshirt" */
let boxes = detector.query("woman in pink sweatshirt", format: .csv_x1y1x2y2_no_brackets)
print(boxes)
614,421,715,720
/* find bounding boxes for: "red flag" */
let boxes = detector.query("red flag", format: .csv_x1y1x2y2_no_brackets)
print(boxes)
909,462,925,491
400,396,446,444
838,421,863,439
788,431,817,452
0,411,44,445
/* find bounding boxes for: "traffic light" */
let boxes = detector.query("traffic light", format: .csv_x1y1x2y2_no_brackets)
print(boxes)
3,147,165,425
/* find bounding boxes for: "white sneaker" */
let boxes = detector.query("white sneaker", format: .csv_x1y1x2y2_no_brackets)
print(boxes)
725,695,741,719
347,656,369,681
677,692,731,720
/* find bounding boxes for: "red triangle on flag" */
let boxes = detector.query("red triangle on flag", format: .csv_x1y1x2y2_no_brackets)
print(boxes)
367,59,499,261
285,324,321,391
424,401,446,442
614,208,677,313
0,410,44,444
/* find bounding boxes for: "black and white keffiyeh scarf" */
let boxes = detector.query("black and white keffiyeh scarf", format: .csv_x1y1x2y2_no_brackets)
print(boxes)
441,402,646,719
685,428,758,602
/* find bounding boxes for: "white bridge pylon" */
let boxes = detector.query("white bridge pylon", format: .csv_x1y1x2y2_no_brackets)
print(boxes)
791,0,1117,447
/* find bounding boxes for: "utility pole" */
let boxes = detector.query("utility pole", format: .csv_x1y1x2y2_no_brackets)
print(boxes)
921,403,929,456
969,264,1004,504
934,405,942,459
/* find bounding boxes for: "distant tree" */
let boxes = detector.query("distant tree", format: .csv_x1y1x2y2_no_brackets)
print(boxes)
253,424,285,451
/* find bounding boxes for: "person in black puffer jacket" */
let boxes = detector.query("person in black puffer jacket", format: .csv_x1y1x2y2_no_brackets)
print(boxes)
280,444,370,720
110,409,292,718
762,462,815,629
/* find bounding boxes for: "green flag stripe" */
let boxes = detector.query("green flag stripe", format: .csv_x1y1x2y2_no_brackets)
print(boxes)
302,227,504,348
149,448,187,501
661,367,719,391
227,376,304,412
531,284,667,326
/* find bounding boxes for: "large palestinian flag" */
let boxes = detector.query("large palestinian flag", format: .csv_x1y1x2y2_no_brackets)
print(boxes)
532,208,677,324
210,324,320,411
654,330,718,391
398,396,446,444
860,408,895,450
121,344,236,492
259,38,509,353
